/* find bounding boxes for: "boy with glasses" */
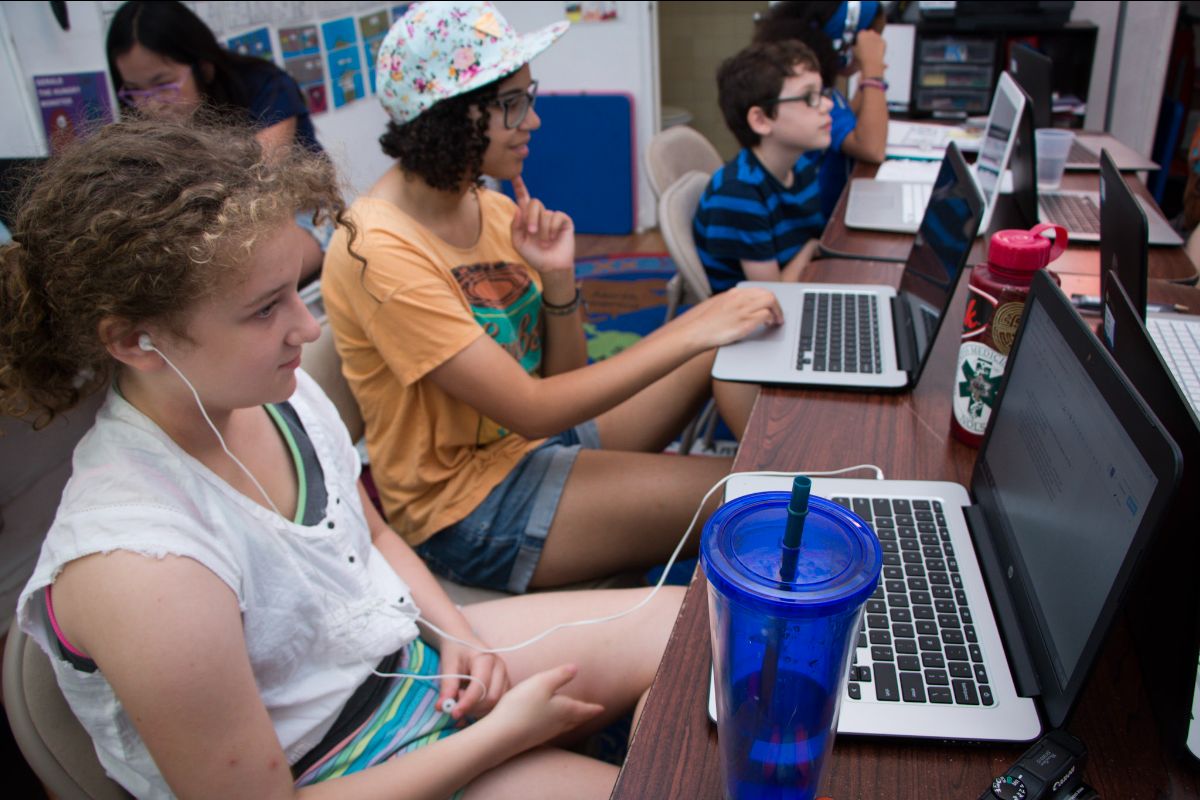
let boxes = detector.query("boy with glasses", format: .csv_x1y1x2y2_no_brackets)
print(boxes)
693,41,833,293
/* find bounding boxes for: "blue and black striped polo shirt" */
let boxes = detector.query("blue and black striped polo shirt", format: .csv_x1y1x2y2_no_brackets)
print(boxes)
692,148,825,293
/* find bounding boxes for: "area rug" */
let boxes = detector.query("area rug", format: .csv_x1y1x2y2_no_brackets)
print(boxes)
576,252,677,362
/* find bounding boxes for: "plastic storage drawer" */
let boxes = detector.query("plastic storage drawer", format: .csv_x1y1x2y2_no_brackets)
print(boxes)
919,37,995,64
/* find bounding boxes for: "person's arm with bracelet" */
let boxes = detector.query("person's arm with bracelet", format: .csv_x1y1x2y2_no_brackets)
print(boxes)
510,177,588,377
841,29,889,164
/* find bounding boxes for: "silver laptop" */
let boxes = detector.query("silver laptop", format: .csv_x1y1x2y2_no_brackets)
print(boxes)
846,71,1025,234
712,142,983,391
1007,122,1183,245
711,271,1182,742
1094,148,1200,416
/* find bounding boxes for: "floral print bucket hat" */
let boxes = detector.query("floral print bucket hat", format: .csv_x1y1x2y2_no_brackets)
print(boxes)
377,1,569,125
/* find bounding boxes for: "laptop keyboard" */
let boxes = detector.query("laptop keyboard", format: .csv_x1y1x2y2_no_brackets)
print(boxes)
832,494,995,708
903,182,933,226
798,292,883,374
1067,140,1099,166
1040,193,1100,234
1148,317,1200,416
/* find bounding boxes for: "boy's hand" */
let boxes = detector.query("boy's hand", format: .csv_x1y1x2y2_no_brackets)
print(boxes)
510,176,576,277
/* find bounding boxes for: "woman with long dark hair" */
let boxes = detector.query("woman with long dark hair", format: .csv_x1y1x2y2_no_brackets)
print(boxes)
107,0,327,280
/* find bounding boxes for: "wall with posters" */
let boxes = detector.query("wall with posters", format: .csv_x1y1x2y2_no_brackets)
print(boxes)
0,1,659,230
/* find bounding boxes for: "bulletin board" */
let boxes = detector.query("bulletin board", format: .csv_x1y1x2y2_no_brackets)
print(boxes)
502,93,635,236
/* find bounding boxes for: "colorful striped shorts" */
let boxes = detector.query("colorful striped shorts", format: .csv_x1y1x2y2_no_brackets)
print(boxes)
294,639,467,796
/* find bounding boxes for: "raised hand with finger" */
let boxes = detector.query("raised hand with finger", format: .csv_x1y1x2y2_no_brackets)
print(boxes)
510,175,576,282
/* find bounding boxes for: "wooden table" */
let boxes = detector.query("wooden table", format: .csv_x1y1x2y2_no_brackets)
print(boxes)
817,163,1198,285
612,260,1200,800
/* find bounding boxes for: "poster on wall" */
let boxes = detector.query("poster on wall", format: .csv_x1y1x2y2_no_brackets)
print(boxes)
321,17,365,108
565,1,618,23
358,9,390,94
34,72,115,154
280,23,328,114
226,26,275,62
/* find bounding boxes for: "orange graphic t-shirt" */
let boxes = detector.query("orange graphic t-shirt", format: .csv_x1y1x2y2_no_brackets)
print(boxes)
322,190,546,544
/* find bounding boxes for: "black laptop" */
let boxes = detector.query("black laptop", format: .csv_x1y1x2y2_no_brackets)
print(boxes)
1100,272,1200,760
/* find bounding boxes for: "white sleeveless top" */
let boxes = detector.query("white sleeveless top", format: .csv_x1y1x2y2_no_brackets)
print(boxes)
17,370,421,798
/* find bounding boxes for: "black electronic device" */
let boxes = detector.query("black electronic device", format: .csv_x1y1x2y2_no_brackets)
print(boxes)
977,729,1089,800
1101,272,1200,761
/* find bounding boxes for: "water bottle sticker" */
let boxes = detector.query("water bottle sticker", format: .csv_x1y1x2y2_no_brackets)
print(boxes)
961,286,996,340
990,301,1025,355
953,343,1007,434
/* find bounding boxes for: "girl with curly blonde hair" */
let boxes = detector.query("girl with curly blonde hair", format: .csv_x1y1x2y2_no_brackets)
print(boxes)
2,117,682,799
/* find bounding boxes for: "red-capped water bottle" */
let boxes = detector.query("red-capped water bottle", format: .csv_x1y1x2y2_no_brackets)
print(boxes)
951,223,1067,447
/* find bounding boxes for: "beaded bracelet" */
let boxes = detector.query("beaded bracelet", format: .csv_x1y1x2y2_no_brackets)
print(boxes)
542,288,581,316
860,78,888,92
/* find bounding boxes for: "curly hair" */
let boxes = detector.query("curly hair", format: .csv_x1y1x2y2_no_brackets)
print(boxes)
717,41,822,150
0,116,353,428
378,78,503,191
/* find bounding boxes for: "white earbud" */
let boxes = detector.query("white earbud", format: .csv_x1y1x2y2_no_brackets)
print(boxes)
138,333,154,352
440,698,457,714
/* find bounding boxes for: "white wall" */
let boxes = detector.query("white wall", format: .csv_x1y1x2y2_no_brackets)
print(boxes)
0,1,661,230
1072,0,1179,158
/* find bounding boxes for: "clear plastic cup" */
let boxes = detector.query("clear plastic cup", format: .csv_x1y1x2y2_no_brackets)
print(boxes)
1035,128,1075,190
701,491,881,800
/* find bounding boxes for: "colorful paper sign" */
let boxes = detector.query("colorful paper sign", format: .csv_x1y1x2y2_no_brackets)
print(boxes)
34,72,114,153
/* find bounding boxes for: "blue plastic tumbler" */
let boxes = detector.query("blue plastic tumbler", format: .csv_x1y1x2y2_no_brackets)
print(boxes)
701,487,881,800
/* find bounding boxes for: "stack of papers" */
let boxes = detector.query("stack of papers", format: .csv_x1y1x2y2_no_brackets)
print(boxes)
886,121,982,159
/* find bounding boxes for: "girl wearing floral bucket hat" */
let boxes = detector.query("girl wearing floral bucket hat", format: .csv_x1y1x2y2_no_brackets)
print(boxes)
323,2,782,599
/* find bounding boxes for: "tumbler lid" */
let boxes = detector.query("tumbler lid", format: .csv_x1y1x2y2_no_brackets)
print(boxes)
701,492,881,616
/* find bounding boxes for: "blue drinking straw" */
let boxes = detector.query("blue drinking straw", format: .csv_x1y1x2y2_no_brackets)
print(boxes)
780,476,811,583
759,476,813,761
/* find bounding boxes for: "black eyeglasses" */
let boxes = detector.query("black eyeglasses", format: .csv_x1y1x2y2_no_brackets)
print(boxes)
491,80,539,129
766,87,834,109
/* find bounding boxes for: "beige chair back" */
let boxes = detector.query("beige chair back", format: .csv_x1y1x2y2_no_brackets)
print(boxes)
301,319,365,444
4,620,132,799
659,171,715,307
644,126,723,199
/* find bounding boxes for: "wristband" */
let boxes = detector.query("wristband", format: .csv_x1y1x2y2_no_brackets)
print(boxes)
542,288,581,316
860,78,888,92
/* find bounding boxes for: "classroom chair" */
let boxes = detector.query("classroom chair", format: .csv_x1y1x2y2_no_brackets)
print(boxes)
644,126,723,200
5,620,131,800
658,170,715,312
645,127,723,323
659,170,721,453
2,395,128,799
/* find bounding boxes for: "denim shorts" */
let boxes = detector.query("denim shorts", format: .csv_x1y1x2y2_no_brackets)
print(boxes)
415,421,601,593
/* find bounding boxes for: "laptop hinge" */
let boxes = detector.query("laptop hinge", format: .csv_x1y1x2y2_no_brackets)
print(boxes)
964,504,1041,699
891,295,917,373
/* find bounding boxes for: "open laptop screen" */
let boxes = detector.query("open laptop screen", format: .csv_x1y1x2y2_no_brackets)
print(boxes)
974,77,1020,204
1099,149,1149,320
971,272,1180,726
897,143,982,368
1010,44,1052,130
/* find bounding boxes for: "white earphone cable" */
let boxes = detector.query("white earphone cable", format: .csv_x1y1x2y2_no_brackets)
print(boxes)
148,339,284,517
414,464,884,655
